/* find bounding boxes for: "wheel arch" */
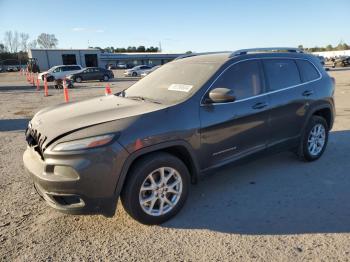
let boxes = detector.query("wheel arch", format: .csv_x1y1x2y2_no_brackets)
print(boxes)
114,140,200,197
308,103,334,128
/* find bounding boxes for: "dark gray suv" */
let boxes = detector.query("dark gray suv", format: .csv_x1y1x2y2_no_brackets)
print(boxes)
23,48,335,224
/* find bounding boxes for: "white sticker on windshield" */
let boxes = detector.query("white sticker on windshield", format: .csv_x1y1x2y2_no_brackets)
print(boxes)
168,84,193,92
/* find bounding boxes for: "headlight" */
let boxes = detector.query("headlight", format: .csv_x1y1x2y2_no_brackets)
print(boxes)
53,134,115,152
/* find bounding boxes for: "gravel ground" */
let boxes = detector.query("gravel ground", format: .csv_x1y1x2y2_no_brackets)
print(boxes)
1,69,350,261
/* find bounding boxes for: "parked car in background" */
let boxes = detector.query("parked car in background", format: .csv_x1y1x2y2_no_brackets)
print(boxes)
140,65,161,77
6,65,19,72
124,65,152,77
38,65,83,82
107,64,117,70
66,67,114,82
332,56,350,68
116,63,128,69
23,47,335,225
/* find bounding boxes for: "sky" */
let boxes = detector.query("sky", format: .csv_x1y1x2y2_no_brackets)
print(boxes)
0,0,349,53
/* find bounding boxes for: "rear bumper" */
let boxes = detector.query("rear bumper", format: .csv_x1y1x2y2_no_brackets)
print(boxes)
23,142,128,216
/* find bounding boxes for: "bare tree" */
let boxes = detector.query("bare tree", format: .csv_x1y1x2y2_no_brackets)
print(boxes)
13,31,19,52
0,43,6,53
37,33,58,48
3,30,20,53
20,33,29,52
28,40,38,49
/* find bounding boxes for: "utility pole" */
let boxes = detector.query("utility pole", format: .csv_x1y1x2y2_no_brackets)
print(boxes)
159,41,162,52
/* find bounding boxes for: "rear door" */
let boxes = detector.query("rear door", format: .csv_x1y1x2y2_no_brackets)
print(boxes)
63,66,76,77
263,58,318,147
93,68,103,80
199,59,270,169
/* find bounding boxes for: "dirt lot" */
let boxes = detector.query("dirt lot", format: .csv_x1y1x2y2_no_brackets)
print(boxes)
1,69,350,261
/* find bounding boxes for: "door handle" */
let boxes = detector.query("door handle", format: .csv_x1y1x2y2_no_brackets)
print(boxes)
252,102,268,110
302,90,314,96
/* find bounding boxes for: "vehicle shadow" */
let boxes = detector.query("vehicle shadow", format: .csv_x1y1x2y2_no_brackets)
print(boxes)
0,85,39,92
164,130,350,235
0,118,30,132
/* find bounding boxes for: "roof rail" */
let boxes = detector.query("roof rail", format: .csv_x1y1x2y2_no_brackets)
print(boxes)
230,47,303,57
175,51,231,60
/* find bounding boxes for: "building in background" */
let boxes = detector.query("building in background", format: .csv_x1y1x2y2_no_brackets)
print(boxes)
312,50,350,58
28,48,183,70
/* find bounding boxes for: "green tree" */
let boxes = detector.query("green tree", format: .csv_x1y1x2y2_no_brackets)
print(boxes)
136,46,146,52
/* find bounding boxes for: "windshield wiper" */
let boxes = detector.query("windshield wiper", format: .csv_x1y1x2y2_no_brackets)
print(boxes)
126,96,162,104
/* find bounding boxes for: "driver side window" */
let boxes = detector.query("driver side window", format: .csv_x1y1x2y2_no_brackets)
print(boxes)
213,60,263,100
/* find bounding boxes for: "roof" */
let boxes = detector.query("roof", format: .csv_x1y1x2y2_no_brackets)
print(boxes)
173,52,232,63
173,48,311,64
30,48,101,51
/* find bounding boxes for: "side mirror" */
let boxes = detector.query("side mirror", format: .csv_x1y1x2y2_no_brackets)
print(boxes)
207,88,236,103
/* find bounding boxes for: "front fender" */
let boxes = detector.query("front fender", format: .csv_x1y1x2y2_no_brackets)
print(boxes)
114,140,200,197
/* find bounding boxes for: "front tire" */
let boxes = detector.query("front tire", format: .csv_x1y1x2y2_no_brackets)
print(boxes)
132,72,137,77
75,76,82,83
47,76,54,82
297,115,329,161
121,152,190,225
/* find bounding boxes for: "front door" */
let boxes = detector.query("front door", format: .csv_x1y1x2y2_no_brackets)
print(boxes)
199,60,270,170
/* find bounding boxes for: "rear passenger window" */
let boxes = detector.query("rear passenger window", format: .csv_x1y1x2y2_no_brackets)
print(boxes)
296,60,320,82
213,60,263,100
68,66,77,70
263,59,301,91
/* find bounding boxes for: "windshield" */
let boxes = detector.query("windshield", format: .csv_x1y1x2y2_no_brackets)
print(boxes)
48,66,58,73
123,61,221,104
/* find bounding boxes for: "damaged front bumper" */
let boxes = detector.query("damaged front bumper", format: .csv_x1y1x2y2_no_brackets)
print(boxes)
23,141,129,216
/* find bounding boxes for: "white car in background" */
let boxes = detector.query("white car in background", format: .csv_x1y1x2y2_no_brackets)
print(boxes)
140,65,161,77
124,65,152,77
38,65,83,81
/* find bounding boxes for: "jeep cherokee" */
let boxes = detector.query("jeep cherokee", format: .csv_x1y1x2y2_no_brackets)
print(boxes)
23,47,335,225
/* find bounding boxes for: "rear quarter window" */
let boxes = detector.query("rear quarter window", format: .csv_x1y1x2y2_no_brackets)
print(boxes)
296,60,320,82
263,59,301,91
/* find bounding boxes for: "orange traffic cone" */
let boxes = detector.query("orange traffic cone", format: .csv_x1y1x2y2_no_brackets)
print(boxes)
105,83,112,95
36,75,40,91
31,74,35,87
44,76,48,97
63,79,69,102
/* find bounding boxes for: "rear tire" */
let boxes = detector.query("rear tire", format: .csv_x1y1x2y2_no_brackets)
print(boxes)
103,75,109,81
297,116,329,162
132,72,137,77
121,152,190,225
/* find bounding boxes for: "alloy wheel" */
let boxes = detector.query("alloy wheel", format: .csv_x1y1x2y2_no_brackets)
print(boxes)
307,123,326,156
139,167,183,216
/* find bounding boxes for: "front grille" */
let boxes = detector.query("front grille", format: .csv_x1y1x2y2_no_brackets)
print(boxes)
25,127,47,159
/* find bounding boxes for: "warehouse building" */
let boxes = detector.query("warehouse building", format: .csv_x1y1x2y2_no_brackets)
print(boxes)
28,48,183,71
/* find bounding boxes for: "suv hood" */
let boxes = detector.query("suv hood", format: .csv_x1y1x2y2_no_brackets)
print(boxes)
29,95,166,148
